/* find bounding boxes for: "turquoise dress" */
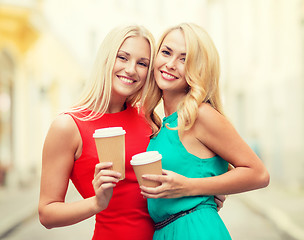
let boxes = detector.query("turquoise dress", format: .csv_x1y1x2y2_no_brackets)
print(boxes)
147,112,231,240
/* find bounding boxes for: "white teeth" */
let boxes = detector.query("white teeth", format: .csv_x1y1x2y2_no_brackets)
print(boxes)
162,72,175,80
119,77,134,84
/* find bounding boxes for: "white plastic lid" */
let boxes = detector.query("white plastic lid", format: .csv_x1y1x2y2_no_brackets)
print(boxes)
130,151,162,165
93,127,126,138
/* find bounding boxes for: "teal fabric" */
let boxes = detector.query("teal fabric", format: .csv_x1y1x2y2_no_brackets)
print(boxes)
147,112,231,239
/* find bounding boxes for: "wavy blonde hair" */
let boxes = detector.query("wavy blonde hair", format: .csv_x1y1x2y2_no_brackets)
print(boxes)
71,25,156,120
146,23,223,136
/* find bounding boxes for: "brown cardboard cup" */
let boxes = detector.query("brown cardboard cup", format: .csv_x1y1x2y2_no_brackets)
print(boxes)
130,151,162,187
93,127,126,180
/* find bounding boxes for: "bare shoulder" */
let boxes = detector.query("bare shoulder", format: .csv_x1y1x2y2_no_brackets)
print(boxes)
193,103,232,140
52,113,74,127
197,102,219,116
45,114,80,150
49,114,77,135
196,103,227,127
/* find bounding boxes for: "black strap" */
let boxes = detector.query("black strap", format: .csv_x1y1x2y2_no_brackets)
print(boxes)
154,207,197,230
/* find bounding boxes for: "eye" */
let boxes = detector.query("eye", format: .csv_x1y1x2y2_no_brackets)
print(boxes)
138,62,148,67
117,55,127,61
161,50,170,56
180,57,186,63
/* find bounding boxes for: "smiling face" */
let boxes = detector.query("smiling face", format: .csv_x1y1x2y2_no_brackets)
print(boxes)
154,29,189,96
111,36,151,102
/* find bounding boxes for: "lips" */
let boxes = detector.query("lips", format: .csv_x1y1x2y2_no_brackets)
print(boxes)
117,75,137,84
160,71,178,81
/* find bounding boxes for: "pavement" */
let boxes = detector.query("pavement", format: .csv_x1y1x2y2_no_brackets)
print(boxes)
0,180,304,240
0,181,39,238
237,184,304,240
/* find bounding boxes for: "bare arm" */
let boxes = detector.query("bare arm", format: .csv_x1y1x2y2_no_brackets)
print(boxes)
189,103,270,195
38,114,120,228
141,103,269,198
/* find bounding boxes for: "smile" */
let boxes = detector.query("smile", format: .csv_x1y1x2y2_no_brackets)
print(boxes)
118,76,136,84
160,71,177,80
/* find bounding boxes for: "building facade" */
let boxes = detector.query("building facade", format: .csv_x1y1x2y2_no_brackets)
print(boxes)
0,0,303,190
0,0,84,186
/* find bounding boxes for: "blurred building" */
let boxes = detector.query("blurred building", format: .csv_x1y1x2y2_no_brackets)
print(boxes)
0,0,303,191
0,0,84,187
216,0,304,190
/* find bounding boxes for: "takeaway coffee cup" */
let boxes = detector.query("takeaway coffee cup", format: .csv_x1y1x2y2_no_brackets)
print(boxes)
130,151,162,187
93,127,126,180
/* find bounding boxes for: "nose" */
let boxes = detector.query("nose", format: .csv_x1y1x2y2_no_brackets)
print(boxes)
125,61,136,75
165,58,176,70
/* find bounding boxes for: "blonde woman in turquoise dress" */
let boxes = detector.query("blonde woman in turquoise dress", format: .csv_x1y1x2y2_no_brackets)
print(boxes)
140,23,270,239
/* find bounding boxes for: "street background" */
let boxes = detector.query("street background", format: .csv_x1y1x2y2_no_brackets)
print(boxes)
0,0,304,239
1,183,303,239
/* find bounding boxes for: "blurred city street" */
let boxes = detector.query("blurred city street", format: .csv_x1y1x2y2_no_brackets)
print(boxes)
1,180,304,240
1,0,304,240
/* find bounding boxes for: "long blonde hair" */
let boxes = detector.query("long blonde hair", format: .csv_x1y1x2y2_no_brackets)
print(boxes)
71,25,156,120
146,23,223,136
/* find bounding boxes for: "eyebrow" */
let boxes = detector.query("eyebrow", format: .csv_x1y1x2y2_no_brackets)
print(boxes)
163,45,186,56
118,50,150,61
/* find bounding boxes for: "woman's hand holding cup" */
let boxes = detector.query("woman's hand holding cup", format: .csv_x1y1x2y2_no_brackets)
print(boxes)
92,162,121,212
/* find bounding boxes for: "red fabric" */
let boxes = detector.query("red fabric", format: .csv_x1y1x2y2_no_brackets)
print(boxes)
67,105,154,240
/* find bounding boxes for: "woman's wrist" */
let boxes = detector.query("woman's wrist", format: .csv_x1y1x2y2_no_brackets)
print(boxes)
184,177,197,197
185,178,205,197
89,196,105,215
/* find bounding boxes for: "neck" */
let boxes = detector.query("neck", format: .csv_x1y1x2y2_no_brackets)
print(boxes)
162,91,185,117
106,100,127,114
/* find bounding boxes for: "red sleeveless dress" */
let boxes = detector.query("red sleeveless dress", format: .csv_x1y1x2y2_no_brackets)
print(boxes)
67,105,154,240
